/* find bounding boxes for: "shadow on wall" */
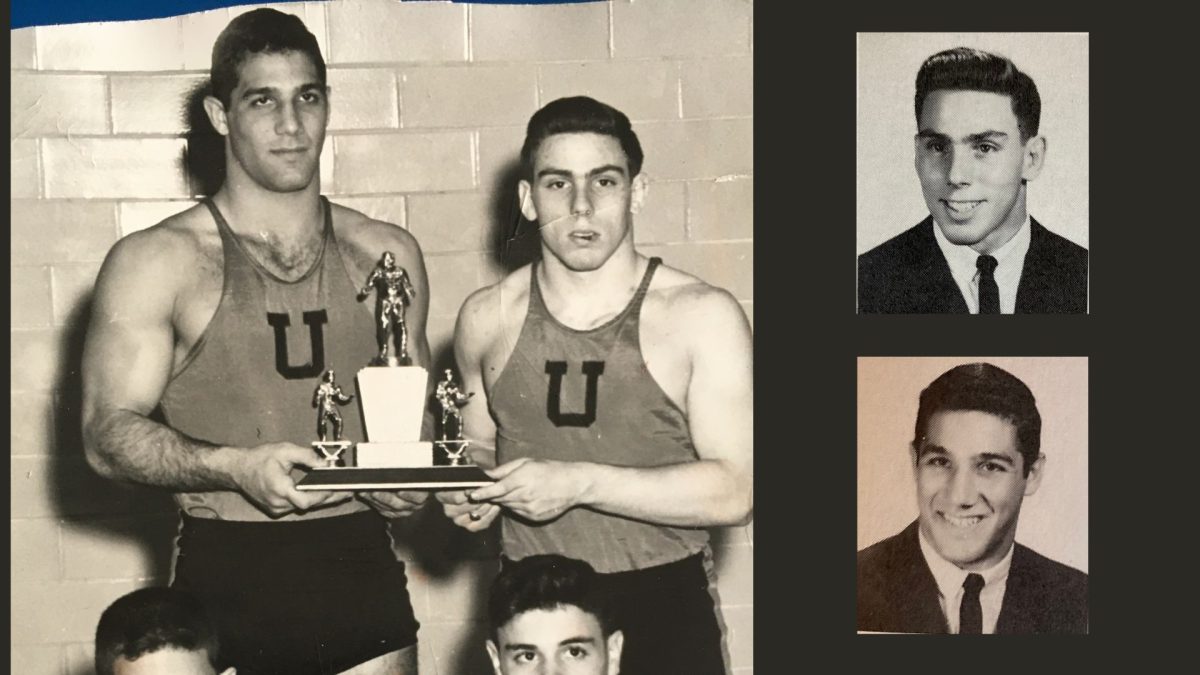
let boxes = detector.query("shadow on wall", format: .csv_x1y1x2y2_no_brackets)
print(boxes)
51,297,179,588
182,78,224,197
488,158,541,275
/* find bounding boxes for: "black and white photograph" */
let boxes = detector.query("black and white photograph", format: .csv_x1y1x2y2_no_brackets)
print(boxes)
856,33,1089,314
10,1,753,673
857,357,1088,634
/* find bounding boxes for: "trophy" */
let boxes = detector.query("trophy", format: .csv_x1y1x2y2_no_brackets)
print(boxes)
311,369,354,467
299,251,491,490
353,251,431,468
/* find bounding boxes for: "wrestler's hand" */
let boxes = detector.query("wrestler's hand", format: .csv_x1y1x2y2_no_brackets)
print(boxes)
233,442,353,518
435,490,501,531
357,490,428,518
467,458,587,522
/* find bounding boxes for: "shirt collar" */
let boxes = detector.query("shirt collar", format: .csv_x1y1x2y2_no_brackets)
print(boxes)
932,214,1031,283
917,525,1014,600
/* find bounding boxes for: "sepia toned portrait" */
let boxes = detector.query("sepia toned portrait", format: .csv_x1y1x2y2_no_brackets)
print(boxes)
857,357,1088,634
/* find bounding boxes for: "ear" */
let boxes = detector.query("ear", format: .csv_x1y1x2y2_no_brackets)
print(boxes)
1021,135,1046,182
1023,453,1046,496
486,639,503,675
518,179,538,222
606,630,624,675
629,173,649,215
203,95,230,137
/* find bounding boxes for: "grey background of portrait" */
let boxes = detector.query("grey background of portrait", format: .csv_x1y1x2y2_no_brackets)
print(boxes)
857,356,1088,574
856,32,1089,255
9,1,753,673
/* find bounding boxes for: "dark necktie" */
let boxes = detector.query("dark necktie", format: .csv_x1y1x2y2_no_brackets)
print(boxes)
976,255,1000,314
960,573,985,634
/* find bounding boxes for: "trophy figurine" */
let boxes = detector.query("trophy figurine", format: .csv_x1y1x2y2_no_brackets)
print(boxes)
354,252,432,468
357,250,417,366
435,369,475,465
311,369,354,467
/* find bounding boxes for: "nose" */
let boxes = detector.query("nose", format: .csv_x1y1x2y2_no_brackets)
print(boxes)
946,465,978,508
276,101,302,135
571,183,593,216
945,147,975,186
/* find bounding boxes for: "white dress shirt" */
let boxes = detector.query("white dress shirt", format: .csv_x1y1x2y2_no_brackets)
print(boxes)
932,214,1032,314
918,528,1013,634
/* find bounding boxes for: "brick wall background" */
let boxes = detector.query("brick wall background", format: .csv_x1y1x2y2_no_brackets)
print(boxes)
10,1,753,673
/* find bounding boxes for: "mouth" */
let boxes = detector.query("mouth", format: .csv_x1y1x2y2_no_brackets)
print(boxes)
937,512,987,529
568,231,599,244
272,148,309,157
940,199,985,220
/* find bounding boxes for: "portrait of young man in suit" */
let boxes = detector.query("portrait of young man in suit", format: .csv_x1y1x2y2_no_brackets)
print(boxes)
857,361,1088,634
857,44,1088,314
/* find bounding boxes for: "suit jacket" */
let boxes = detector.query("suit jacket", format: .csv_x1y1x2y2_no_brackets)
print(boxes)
857,217,1088,314
857,521,1088,634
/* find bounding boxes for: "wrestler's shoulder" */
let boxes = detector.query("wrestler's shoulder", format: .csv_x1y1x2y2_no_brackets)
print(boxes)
646,262,744,321
329,201,423,261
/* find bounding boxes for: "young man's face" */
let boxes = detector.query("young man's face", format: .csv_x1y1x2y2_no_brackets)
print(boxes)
207,49,328,193
519,132,647,273
487,605,623,675
113,647,232,675
913,409,1044,571
914,89,1044,254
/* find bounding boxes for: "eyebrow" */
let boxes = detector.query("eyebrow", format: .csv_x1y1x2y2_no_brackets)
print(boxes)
917,444,1016,465
535,164,628,180
238,82,324,100
916,130,1010,143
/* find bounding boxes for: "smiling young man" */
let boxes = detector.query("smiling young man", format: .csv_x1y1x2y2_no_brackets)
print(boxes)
437,96,753,674
857,363,1088,634
96,587,234,675
857,47,1088,314
81,9,430,673
487,555,623,675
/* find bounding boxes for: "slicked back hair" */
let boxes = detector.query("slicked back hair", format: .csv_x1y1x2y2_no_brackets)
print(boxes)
915,47,1041,141
913,362,1042,477
520,96,644,180
488,554,616,642
210,8,325,107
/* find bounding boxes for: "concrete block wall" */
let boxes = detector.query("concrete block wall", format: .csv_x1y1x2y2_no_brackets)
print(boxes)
10,1,753,673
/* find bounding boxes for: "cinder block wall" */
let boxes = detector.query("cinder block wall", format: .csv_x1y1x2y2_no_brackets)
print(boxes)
10,1,753,673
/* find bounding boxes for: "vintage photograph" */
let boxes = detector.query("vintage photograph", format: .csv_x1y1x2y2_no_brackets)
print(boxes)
10,1,754,673
856,33,1089,314
857,357,1088,634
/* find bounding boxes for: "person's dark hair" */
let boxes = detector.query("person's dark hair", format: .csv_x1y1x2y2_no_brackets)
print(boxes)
519,96,644,179
488,554,615,641
914,47,1041,141
912,363,1042,476
95,587,221,675
210,8,325,107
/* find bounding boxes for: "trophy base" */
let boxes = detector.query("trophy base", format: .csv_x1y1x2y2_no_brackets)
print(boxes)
355,441,433,468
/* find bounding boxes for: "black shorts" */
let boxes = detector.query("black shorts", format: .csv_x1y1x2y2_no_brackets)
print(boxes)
172,510,419,675
503,552,726,675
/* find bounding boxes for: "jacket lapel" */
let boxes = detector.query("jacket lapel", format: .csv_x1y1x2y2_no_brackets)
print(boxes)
909,218,969,313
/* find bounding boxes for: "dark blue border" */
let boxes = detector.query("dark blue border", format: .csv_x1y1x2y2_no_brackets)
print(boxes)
12,0,600,30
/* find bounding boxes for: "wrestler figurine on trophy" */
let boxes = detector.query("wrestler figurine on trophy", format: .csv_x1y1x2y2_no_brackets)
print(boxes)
435,368,474,465
353,251,431,468
312,369,354,467
357,250,416,366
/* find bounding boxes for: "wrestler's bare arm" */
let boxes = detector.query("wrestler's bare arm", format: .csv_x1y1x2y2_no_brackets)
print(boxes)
471,285,754,528
82,229,347,516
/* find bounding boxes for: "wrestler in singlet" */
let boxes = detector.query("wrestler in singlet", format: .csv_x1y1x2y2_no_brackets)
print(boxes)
164,198,418,675
489,257,725,675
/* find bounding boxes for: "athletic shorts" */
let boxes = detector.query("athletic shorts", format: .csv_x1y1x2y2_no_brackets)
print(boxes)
172,510,419,675
503,552,726,675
